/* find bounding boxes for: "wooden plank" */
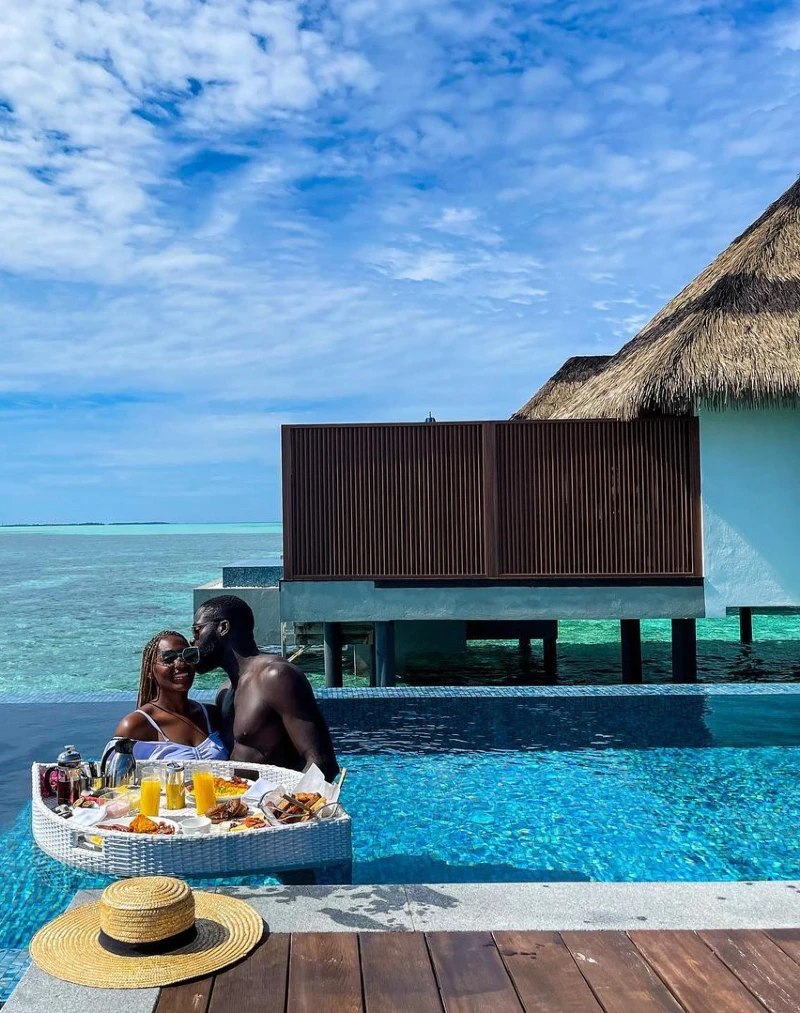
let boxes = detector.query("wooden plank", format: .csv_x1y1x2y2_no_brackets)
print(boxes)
630,930,767,1013
208,932,290,1013
360,932,443,1013
700,929,800,1013
561,931,683,1013
426,931,523,1013
765,928,800,964
494,931,603,1013
155,977,214,1013
287,932,363,1013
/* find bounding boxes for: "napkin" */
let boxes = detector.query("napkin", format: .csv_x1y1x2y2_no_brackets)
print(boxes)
294,763,341,803
68,804,109,827
242,778,280,805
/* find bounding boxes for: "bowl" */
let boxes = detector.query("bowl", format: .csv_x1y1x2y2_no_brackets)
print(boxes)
181,816,212,836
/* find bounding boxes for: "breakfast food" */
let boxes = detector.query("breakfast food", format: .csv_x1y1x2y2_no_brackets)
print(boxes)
212,776,251,797
229,815,269,832
97,814,175,835
205,798,249,824
74,796,102,809
105,799,131,819
266,792,328,824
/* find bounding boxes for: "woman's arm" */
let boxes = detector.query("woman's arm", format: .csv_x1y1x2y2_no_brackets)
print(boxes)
114,711,157,741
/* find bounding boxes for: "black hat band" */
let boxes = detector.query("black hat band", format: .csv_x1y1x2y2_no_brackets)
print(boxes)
98,924,198,957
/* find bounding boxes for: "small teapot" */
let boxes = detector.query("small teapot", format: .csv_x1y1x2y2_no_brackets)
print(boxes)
100,737,137,788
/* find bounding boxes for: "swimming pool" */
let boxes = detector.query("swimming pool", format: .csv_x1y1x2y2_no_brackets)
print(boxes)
3,686,800,998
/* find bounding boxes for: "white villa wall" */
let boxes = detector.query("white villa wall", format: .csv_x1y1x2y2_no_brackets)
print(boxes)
700,406,800,615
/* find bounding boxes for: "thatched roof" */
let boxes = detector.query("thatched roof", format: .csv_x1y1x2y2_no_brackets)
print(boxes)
557,176,800,419
512,356,611,419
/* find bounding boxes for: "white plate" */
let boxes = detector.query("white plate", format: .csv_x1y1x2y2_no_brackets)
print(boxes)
95,815,181,835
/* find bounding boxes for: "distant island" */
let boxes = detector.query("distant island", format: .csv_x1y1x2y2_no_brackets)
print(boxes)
0,521,171,528
0,521,279,528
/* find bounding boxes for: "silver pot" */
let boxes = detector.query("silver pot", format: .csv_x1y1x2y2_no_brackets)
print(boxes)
99,737,137,788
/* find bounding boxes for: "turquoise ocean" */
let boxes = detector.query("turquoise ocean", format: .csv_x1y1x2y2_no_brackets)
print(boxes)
2,522,800,694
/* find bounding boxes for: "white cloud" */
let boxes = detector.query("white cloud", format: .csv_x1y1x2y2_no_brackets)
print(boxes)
363,247,464,282
1,0,800,520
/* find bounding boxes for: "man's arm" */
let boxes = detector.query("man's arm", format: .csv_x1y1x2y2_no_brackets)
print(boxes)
215,679,231,709
259,660,340,780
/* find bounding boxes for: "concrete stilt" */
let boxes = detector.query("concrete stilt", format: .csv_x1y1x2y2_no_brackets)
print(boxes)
620,619,642,684
542,637,558,683
671,618,697,683
353,644,374,683
375,621,396,687
323,622,343,688
739,607,753,644
519,637,531,659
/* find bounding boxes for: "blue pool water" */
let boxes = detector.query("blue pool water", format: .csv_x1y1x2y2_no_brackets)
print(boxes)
3,688,800,975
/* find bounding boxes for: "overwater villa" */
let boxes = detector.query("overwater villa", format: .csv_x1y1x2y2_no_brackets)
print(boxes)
514,175,800,625
204,178,800,690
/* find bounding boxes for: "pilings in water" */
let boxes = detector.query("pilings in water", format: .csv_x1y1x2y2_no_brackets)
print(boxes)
323,622,343,688
671,618,697,683
739,607,753,644
375,621,396,687
352,643,377,687
542,636,558,683
620,619,642,683
323,615,703,687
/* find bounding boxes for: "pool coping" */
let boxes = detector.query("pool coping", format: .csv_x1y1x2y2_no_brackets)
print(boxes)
6,880,800,1011
5,682,800,703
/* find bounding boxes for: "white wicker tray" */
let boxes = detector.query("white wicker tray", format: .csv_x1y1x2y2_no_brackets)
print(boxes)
31,760,352,878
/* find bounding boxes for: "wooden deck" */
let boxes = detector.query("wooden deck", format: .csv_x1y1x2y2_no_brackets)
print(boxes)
154,928,800,1012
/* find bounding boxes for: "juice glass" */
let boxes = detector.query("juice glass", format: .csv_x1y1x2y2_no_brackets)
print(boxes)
192,764,216,816
139,766,162,818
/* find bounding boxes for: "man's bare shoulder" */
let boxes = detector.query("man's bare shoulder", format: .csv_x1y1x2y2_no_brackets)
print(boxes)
239,654,313,706
244,653,306,680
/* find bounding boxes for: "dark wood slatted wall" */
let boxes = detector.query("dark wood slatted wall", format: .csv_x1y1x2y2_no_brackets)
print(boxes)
282,418,701,580
495,418,700,577
283,423,485,579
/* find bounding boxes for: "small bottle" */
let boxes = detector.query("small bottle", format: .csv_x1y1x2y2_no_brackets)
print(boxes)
56,745,83,806
165,762,186,811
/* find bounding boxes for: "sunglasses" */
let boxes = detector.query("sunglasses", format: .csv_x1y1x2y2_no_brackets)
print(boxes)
160,647,200,665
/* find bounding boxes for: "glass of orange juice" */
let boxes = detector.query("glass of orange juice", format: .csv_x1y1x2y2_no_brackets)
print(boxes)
139,765,162,818
192,763,216,817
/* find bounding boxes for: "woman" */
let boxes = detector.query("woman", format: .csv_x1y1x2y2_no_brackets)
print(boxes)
115,630,228,761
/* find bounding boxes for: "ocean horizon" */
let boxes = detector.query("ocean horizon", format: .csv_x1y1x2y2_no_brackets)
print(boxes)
0,521,282,535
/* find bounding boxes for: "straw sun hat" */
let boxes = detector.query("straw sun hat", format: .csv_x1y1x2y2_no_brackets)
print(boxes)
30,877,263,989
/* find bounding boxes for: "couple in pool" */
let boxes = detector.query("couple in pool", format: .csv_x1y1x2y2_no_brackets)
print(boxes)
114,595,339,781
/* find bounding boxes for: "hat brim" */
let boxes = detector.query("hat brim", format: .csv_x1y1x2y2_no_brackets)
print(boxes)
30,893,264,989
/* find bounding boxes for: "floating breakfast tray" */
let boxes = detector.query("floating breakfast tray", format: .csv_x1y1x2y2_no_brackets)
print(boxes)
31,760,351,879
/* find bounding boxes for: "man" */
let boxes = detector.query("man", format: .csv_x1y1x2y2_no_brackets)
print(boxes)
191,595,339,780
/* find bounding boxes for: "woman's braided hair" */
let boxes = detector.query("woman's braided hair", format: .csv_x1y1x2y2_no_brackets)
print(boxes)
137,630,184,708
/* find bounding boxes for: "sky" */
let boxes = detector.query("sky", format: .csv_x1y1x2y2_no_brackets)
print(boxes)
1,0,799,523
